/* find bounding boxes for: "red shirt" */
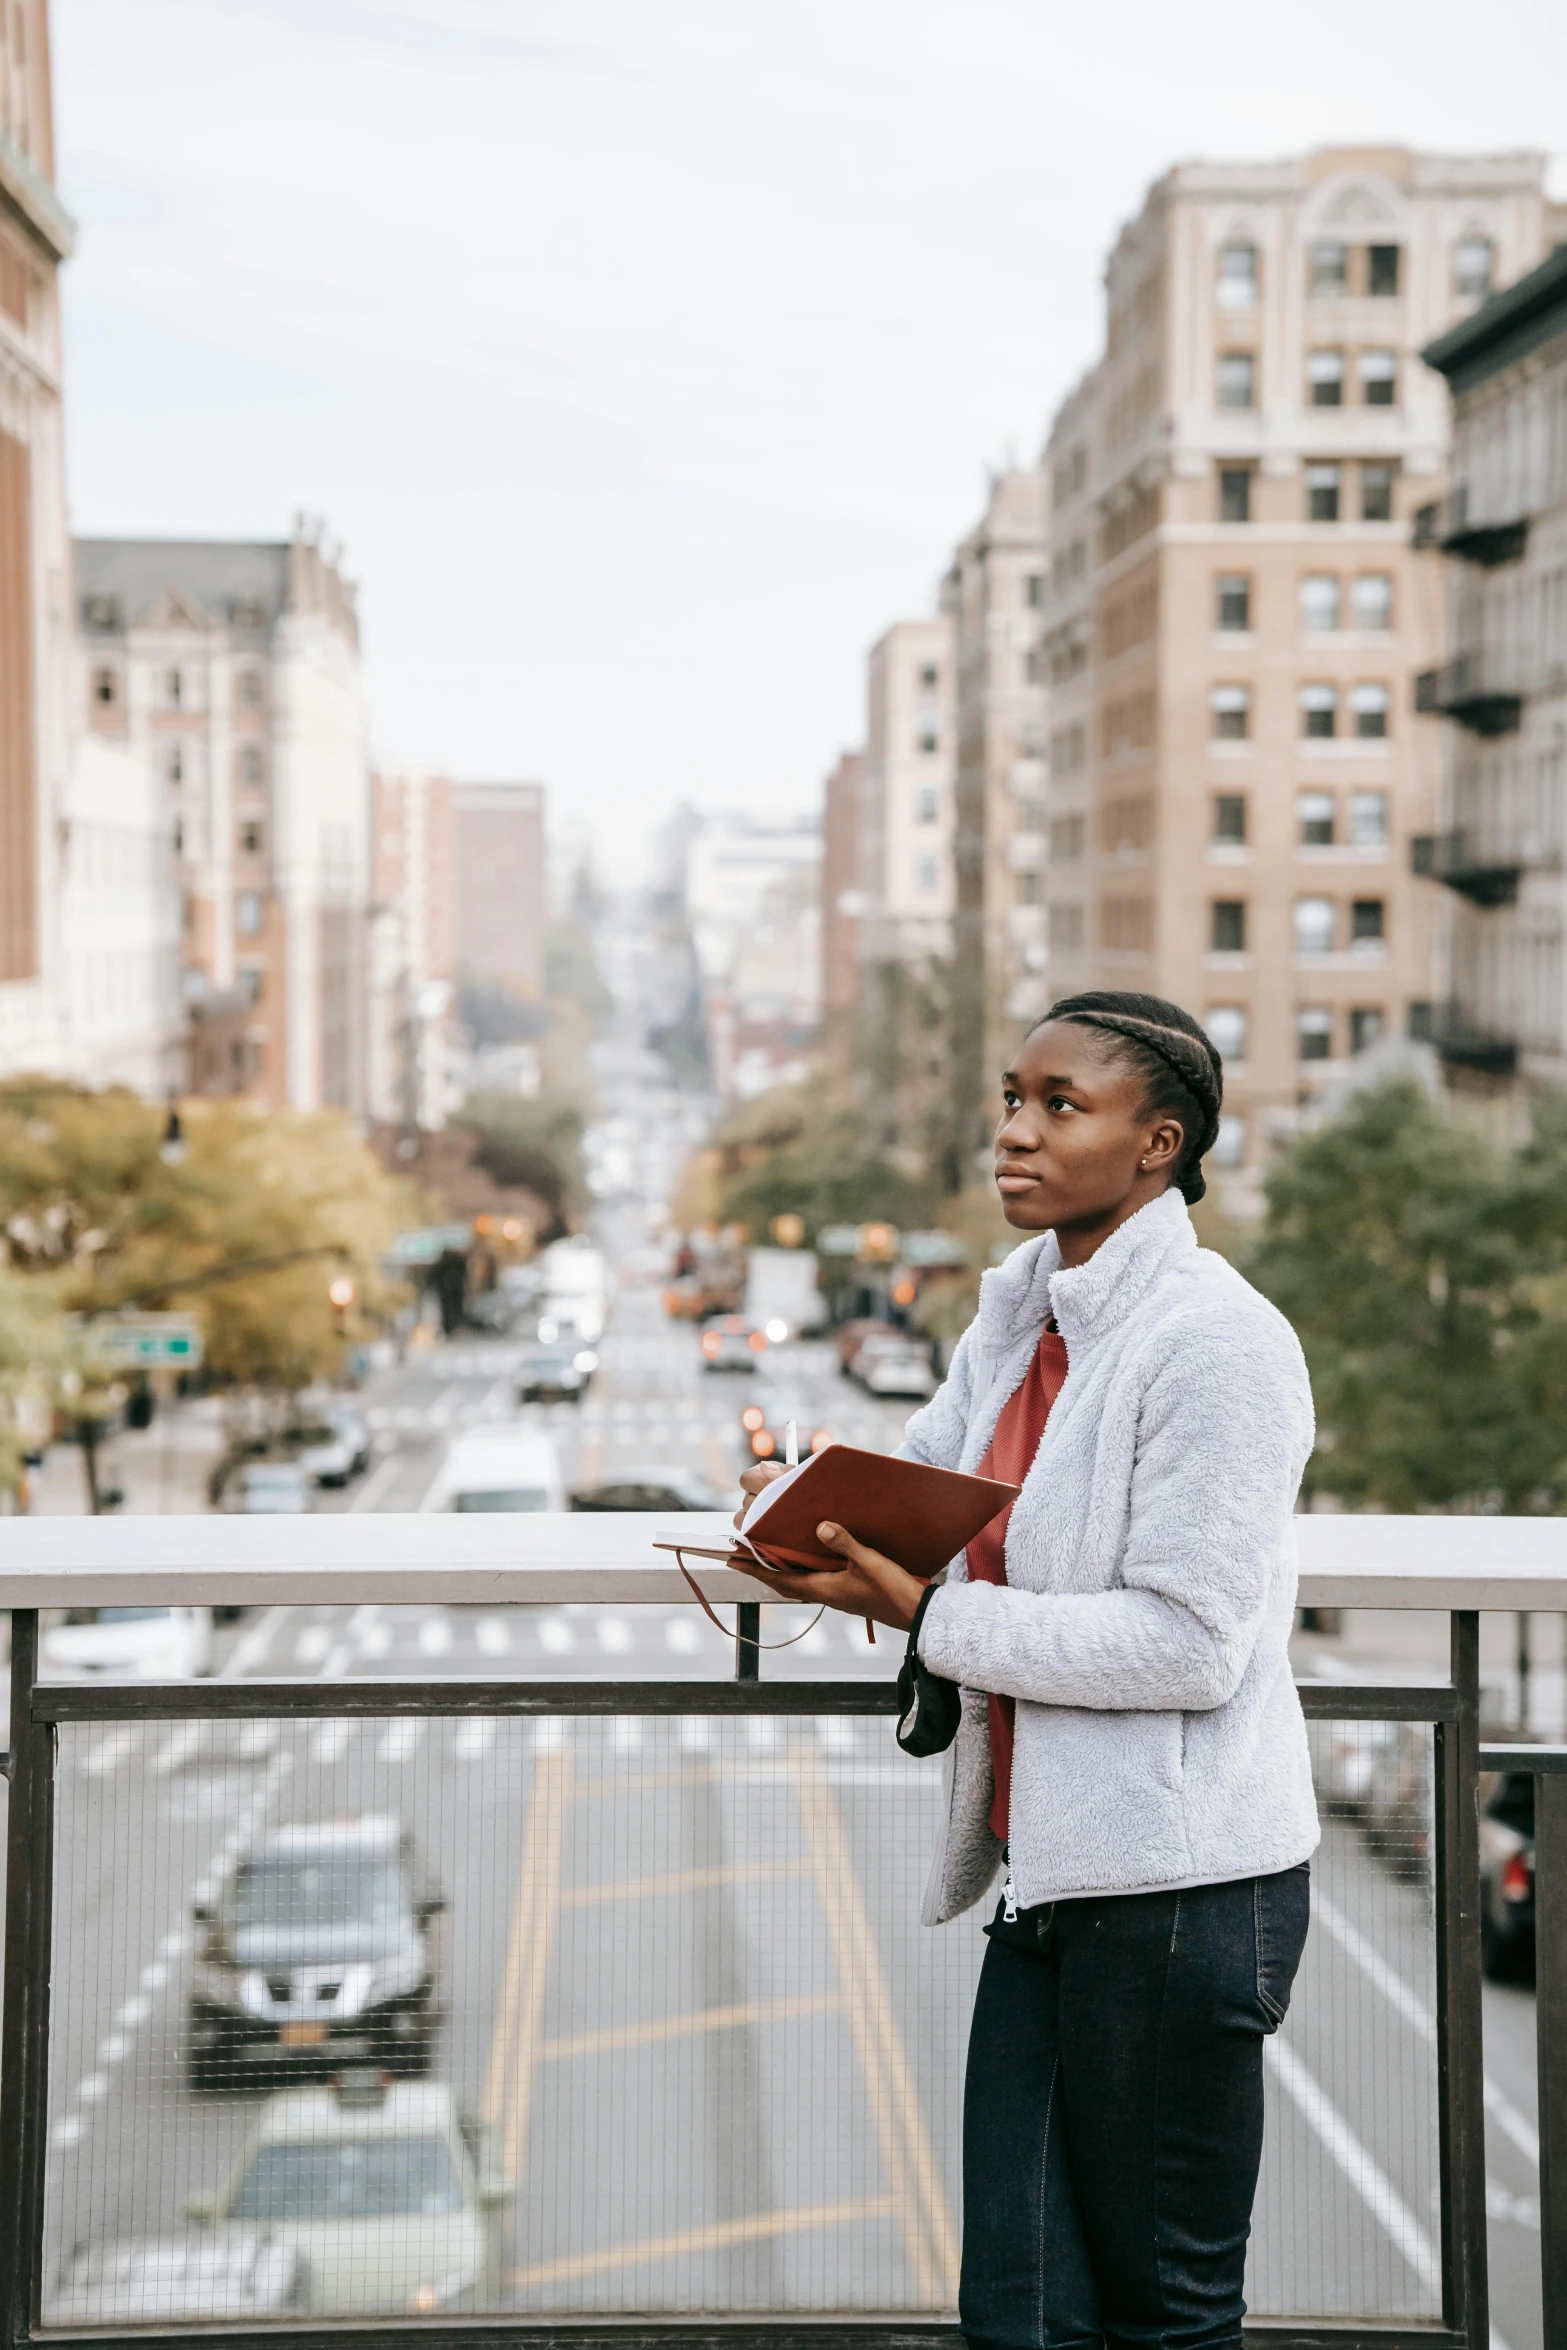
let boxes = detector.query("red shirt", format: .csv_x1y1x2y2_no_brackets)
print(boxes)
966,1328,1070,1841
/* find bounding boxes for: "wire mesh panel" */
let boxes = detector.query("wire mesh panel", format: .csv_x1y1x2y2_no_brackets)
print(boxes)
1251,1716,1442,2323
38,1703,1444,2329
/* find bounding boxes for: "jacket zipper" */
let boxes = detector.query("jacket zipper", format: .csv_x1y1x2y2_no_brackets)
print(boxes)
1002,1848,1018,1923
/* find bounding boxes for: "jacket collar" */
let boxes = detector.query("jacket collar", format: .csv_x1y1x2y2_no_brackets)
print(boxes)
975,1187,1196,1358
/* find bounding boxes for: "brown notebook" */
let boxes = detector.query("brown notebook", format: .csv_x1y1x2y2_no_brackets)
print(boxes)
654,1444,1019,1581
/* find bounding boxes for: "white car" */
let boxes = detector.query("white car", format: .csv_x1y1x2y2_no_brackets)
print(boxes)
294,1406,371,1489
859,1343,936,1400
186,2080,512,2316
223,1462,312,1514
43,1606,213,1681
423,1429,563,1514
47,2234,307,2324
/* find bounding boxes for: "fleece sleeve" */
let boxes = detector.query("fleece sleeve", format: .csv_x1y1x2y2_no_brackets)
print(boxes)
916,1304,1313,1712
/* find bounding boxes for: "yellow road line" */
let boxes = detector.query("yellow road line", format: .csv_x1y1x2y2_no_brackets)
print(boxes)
540,1991,843,2060
560,1858,806,1907
790,1742,959,2307
705,1431,736,1491
576,1431,604,1487
508,2194,897,2289
570,1765,719,1796
482,1744,573,2190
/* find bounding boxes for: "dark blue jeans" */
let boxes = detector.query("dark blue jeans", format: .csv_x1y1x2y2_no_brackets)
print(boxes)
961,1865,1310,2350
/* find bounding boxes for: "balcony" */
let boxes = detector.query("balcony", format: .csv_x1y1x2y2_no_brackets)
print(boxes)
0,1512,1562,2349
1410,998,1520,1076
1412,490,1529,568
1410,830,1523,907
1414,656,1524,737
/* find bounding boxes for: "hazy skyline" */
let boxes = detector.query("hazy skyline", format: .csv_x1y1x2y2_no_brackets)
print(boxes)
54,0,1567,877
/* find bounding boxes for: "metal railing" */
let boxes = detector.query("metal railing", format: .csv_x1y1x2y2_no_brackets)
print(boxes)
0,1512,1559,2350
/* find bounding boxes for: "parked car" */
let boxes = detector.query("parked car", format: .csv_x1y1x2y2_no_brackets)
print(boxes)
47,2234,309,2325
739,1396,835,1464
835,1318,898,1375
294,1406,371,1489
857,1339,936,1400
187,1815,445,2088
515,1345,597,1404
1479,1767,1535,1980
1305,1715,1395,1813
43,1606,213,1681
185,2079,511,2316
1362,1720,1434,1880
223,1462,312,1515
572,1466,732,1512
699,1315,767,1373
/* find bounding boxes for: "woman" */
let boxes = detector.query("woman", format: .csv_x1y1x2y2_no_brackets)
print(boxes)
737,990,1318,2350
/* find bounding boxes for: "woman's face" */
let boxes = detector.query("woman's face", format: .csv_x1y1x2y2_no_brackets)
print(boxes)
994,1020,1186,1241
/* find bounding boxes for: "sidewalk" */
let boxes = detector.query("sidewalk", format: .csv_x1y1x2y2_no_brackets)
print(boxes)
19,1396,225,1517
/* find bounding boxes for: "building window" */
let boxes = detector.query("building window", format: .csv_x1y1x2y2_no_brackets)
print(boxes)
1205,1005,1248,1061
1300,574,1341,632
1216,574,1251,632
1351,684,1390,739
1212,1113,1247,1168
237,891,264,937
240,820,264,856
1351,898,1385,948
1307,350,1344,407
166,668,183,708
1350,1006,1385,1054
1361,350,1398,406
238,670,264,709
1217,352,1256,409
917,727,939,754
1297,1007,1334,1061
1367,244,1401,297
1211,900,1247,953
1454,236,1493,301
239,967,264,1005
1361,462,1394,522
1294,896,1336,955
1306,463,1341,522
239,745,263,786
167,745,184,785
1297,791,1335,847
916,785,939,824
172,819,184,857
1351,573,1393,631
1024,647,1042,684
1349,790,1388,845
919,662,939,688
92,667,116,706
1049,903,1085,950
1024,575,1043,609
1210,685,1251,741
1217,241,1258,308
1015,871,1042,905
1050,814,1085,860
1310,242,1349,298
1218,466,1252,523
1299,684,1338,739
1212,793,1247,844
917,852,939,894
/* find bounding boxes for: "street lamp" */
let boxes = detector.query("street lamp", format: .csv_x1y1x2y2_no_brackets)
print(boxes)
328,1274,356,1336
159,1106,186,1166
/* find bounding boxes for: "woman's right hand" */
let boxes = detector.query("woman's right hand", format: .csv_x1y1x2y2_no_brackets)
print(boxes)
734,1461,789,1529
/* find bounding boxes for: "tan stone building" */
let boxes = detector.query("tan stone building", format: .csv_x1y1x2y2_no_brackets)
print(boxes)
370,770,458,1131
75,524,371,1111
943,469,1048,1155
819,749,866,1025
454,782,547,1002
861,616,955,963
1039,148,1564,1190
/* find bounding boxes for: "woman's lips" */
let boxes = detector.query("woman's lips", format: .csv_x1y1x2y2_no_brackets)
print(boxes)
995,1167,1039,1190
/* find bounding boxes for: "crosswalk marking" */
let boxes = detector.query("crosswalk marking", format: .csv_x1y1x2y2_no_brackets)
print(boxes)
476,1617,512,1655
377,1719,425,1764
454,1717,497,1760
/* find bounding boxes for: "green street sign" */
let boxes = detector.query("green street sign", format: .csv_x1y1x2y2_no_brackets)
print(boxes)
89,1316,205,1370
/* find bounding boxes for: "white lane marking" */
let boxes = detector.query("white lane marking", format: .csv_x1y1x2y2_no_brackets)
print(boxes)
116,1996,151,2028
74,2075,108,2104
83,1727,135,1778
296,1626,332,1665
418,1617,453,1657
455,1718,497,1760
476,1618,512,1656
97,2035,128,2065
220,1603,289,1679
539,1618,575,1655
237,1722,278,1759
1265,2036,1441,2295
139,1961,168,1992
51,2118,82,2150
664,1619,700,1654
349,1453,403,1512
1312,1890,1540,2167
597,1617,633,1654
320,1646,353,1678
152,1723,203,1776
310,1720,354,1764
378,1719,425,1764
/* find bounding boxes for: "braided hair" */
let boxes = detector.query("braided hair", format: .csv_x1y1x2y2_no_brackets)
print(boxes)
1033,991,1224,1205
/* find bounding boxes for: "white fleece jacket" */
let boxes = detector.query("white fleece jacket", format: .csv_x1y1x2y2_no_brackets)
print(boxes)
905,1187,1319,1923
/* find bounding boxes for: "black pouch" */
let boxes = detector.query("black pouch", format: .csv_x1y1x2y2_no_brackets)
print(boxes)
895,1582,961,1757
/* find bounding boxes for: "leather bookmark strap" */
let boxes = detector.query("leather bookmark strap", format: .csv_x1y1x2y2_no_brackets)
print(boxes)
670,1547,827,1652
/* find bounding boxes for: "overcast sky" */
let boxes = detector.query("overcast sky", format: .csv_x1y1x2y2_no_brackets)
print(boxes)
54,0,1567,878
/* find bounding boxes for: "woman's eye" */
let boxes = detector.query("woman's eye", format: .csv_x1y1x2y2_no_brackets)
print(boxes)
1000,1088,1021,1109
1047,1094,1078,1114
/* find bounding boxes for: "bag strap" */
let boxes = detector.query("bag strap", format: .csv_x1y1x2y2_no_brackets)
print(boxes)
669,1546,829,1653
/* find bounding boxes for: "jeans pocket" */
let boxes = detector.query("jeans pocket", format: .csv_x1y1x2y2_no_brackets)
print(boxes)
1254,1863,1312,2031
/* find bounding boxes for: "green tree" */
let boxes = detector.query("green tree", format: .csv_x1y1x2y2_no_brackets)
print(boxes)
1248,1078,1567,1512
699,1082,938,1244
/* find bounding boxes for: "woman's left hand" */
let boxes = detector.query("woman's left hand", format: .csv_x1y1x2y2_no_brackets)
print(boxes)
736,1520,925,1634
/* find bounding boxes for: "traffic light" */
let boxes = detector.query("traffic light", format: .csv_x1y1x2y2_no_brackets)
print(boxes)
328,1274,356,1336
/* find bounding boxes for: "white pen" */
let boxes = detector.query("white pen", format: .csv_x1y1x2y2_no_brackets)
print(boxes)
785,1418,799,1467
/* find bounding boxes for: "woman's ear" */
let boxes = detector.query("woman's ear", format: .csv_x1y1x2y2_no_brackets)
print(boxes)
1139,1114,1185,1174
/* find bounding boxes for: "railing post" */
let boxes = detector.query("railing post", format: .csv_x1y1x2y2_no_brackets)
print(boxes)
0,1611,55,2350
1434,1608,1489,2345
735,1600,761,1682
1536,1769,1567,2343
